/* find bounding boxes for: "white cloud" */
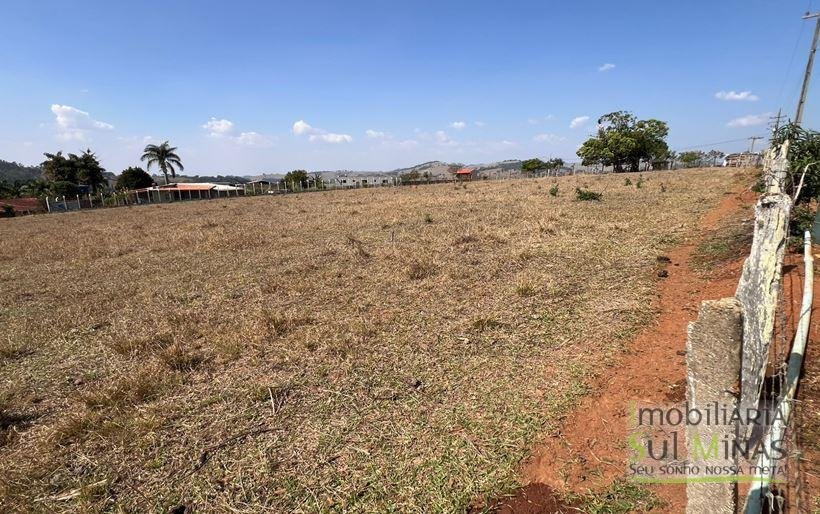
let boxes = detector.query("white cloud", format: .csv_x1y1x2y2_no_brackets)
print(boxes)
434,130,458,146
235,131,274,147
533,133,566,143
201,118,272,146
309,133,353,144
474,121,486,127
51,104,113,141
292,120,314,135
727,113,771,128
528,115,555,125
598,63,616,72
569,115,590,129
366,129,387,139
715,90,759,102
202,117,235,137
450,121,467,130
293,120,352,143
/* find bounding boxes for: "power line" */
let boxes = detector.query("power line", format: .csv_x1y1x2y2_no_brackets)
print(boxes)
676,137,764,152
770,109,788,132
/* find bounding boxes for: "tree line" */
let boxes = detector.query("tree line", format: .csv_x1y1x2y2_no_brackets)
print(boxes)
0,141,184,198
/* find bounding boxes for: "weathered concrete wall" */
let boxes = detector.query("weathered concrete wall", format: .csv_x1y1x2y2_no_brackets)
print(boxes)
686,297,743,514
735,192,791,426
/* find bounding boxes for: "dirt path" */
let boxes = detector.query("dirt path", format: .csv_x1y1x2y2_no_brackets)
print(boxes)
493,186,759,513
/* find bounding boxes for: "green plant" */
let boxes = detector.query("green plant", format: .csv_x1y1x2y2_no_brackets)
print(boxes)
791,204,815,236
576,111,669,172
636,175,644,189
423,213,434,223
623,178,632,186
575,187,603,201
549,184,559,196
141,141,184,185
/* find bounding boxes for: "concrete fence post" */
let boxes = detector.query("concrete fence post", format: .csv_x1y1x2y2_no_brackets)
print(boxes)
686,297,743,514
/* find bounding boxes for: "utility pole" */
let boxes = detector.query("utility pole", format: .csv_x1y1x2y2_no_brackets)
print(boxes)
800,13,820,241
747,136,763,167
769,108,787,133
796,11,820,126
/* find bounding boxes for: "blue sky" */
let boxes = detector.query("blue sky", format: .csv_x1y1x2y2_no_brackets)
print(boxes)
1,0,817,174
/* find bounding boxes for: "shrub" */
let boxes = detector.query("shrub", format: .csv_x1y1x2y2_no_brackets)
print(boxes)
575,187,603,201
636,175,644,189
423,213,434,224
549,184,559,196
791,204,815,236
623,178,632,186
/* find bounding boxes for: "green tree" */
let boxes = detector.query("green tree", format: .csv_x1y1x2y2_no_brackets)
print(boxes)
521,158,547,175
41,151,76,183
284,169,309,188
772,123,820,203
546,158,565,170
706,150,725,166
20,178,51,197
141,141,184,185
678,151,705,168
116,166,154,190
41,149,107,193
577,111,669,172
75,150,107,193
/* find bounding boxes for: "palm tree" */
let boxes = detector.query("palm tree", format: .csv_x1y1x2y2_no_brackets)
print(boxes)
141,141,184,185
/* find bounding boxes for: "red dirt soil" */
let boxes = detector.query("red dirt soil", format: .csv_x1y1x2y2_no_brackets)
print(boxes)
489,185,809,513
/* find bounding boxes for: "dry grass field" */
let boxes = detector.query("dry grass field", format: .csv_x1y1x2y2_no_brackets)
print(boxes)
0,168,749,513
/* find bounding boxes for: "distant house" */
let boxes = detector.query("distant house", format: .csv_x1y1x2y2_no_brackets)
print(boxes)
332,175,395,187
129,182,244,203
454,167,474,180
724,152,763,168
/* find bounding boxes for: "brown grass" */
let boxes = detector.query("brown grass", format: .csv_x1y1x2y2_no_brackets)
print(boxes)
0,168,750,512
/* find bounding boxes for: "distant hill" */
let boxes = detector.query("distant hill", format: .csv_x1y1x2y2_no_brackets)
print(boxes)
391,161,460,178
0,160,42,183
250,160,527,182
392,159,524,179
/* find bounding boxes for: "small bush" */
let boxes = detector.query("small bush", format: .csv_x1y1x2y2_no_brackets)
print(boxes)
623,178,632,186
575,188,603,201
423,213,434,224
636,175,644,189
660,183,667,193
549,184,559,196
791,204,815,236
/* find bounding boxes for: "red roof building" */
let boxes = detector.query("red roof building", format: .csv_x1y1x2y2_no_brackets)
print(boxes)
454,167,474,179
